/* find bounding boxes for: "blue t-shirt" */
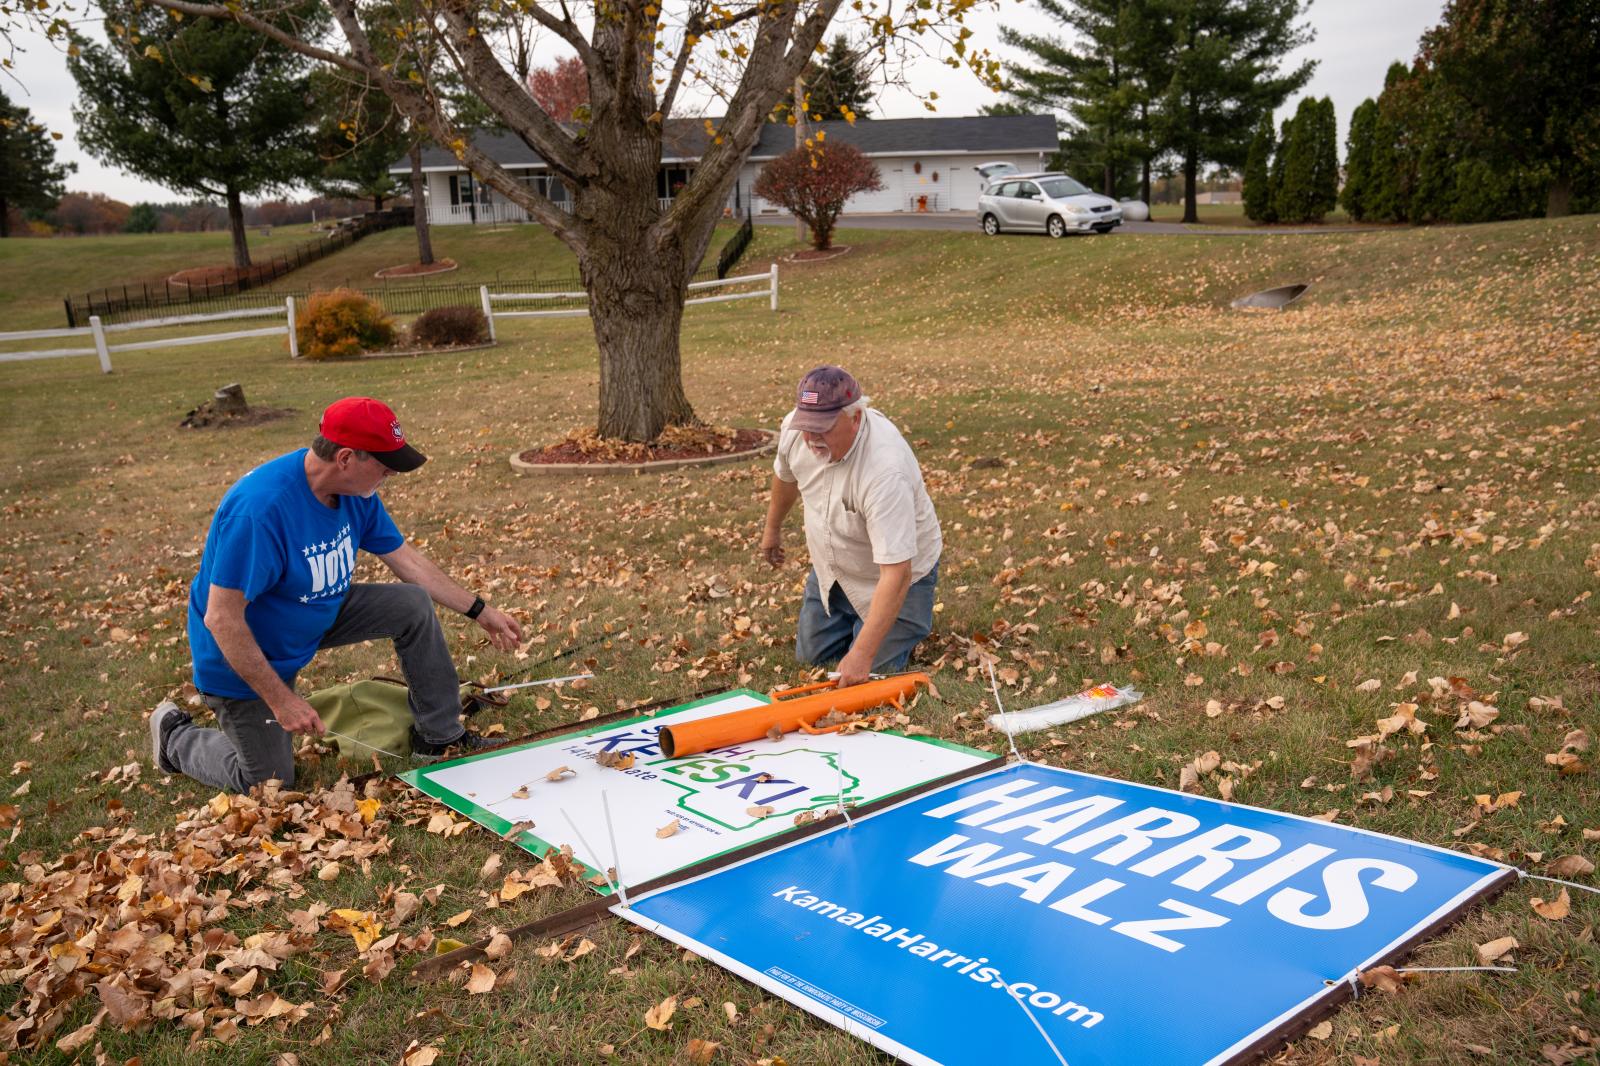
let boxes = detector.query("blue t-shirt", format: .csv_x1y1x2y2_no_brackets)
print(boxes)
188,448,405,699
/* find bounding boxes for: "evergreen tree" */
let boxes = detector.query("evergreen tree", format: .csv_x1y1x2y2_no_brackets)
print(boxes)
124,202,160,232
0,88,74,238
68,0,325,268
309,68,407,212
1001,0,1160,199
804,35,874,120
1364,62,1412,223
1425,0,1599,217
1267,117,1290,220
1310,96,1338,217
1157,0,1315,223
1340,98,1377,221
1242,114,1274,221
1274,96,1320,222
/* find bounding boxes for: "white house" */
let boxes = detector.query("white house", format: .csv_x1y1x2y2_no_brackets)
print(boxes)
389,114,1059,225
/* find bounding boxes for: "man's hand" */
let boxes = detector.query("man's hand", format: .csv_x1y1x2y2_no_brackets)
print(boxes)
835,646,874,688
270,693,326,735
476,605,523,651
760,530,786,569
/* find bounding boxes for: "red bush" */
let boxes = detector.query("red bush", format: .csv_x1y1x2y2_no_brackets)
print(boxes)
754,142,883,250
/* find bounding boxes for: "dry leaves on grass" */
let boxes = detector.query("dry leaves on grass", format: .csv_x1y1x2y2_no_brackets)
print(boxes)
644,994,678,1031
0,778,392,1051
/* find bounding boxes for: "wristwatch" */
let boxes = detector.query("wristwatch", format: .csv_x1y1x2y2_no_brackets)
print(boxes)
464,595,487,620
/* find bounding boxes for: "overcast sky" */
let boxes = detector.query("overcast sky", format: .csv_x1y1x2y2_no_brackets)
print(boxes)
5,0,1444,203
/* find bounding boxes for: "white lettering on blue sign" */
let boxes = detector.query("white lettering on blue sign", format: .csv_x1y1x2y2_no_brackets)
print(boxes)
916,776,1421,948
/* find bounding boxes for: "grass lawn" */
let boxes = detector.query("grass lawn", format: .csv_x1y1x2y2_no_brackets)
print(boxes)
0,225,330,330
1,214,1598,1064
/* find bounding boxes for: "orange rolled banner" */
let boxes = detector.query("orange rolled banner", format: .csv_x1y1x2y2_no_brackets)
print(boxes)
658,673,931,758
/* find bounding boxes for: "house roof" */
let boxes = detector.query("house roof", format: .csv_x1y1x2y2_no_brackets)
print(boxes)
389,113,1058,173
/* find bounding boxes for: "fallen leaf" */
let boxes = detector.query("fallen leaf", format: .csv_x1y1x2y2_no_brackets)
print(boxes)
656,819,681,839
402,1042,441,1065
445,909,474,928
465,962,497,994
645,994,678,1030
545,766,576,782
747,805,776,818
1476,935,1518,963
1358,965,1405,994
1531,889,1571,921
1546,855,1594,878
502,819,537,840
766,724,784,742
1306,1019,1333,1040
687,1038,721,1063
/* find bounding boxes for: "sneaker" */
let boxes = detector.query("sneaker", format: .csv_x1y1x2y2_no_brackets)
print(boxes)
410,727,507,762
150,700,190,774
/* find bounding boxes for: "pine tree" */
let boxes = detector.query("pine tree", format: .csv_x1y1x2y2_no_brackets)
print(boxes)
798,36,874,121
0,88,74,238
1267,117,1291,219
1272,97,1316,222
309,68,408,212
69,0,325,268
1311,97,1339,218
1242,115,1275,221
1364,63,1413,223
1340,98,1377,221
1001,0,1149,198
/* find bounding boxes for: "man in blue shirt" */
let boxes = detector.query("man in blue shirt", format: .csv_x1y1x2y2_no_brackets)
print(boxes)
152,396,523,791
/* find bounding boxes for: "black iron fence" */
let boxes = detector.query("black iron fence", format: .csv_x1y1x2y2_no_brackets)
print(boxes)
716,210,755,279
62,208,414,327
66,205,762,327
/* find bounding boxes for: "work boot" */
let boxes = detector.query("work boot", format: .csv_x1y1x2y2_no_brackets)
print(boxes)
410,727,506,762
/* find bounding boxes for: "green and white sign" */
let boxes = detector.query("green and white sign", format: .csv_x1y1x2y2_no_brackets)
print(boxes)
399,690,995,890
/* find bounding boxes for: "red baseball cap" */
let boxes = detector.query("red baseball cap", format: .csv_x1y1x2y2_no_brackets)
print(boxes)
319,397,427,472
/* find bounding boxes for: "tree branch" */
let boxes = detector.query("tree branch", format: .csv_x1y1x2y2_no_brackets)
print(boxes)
435,0,584,179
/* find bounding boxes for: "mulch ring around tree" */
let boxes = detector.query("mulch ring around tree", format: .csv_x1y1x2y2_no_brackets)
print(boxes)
373,258,459,279
781,246,851,264
514,424,775,475
180,402,295,429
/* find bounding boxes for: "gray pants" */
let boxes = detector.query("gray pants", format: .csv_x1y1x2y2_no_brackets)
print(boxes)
166,583,464,791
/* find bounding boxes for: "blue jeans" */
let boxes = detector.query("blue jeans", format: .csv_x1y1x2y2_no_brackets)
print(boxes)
795,562,938,672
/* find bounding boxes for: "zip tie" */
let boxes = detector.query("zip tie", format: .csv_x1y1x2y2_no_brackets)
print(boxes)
992,968,1070,1066
560,807,618,898
1519,869,1600,896
1346,973,1361,999
263,719,405,760
834,737,854,827
482,671,594,693
601,789,631,910
985,658,1023,763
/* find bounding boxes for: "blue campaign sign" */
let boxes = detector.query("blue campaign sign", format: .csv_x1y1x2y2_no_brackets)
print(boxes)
620,762,1510,1066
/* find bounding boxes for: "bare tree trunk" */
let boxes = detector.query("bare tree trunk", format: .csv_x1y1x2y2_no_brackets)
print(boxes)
582,237,696,441
410,143,435,265
1181,151,1199,224
1546,172,1572,218
225,187,252,269
0,196,10,238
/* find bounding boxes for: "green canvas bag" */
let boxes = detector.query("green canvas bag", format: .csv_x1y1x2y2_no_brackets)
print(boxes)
306,678,508,760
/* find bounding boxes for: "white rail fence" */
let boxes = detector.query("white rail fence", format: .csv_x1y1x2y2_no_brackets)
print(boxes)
3,268,777,372
480,264,778,340
0,301,299,373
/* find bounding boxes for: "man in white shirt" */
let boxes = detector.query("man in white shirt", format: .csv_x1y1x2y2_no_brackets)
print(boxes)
760,366,942,685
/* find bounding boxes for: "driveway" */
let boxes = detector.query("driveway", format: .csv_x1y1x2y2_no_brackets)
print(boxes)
754,211,1378,236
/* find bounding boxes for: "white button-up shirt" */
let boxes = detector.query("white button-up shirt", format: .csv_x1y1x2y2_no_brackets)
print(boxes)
774,408,942,615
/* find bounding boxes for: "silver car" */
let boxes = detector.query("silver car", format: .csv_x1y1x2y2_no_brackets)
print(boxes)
978,173,1123,237
975,160,1021,193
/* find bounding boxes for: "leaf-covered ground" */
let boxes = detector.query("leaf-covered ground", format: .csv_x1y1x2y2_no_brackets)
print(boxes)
1,216,1597,1065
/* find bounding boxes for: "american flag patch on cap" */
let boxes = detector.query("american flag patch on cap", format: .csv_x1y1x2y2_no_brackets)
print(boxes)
800,391,820,404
